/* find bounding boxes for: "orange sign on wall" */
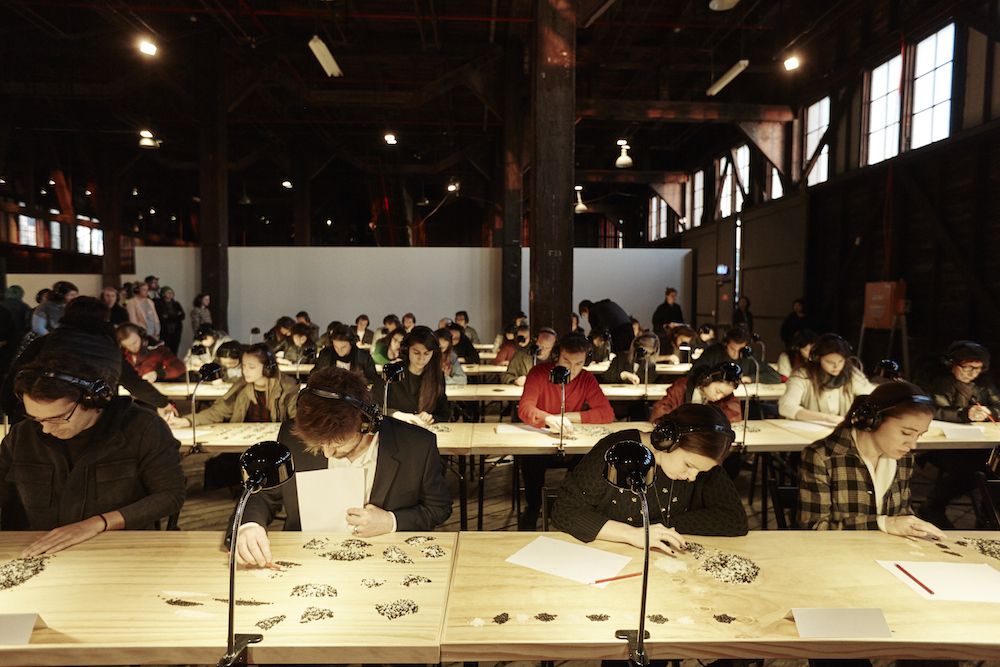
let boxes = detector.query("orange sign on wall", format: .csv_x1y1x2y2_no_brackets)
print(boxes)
864,281,906,329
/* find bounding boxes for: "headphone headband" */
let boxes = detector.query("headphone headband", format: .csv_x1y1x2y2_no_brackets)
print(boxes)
15,370,114,409
299,385,383,434
650,420,736,452
849,392,935,432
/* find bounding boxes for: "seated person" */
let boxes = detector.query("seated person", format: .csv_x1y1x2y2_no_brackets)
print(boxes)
436,328,468,385
798,381,945,539
493,324,524,367
570,312,584,335
184,326,233,371
693,326,782,384
372,314,401,348
589,329,612,364
447,322,480,363
693,323,716,352
402,312,417,333
263,316,295,347
295,311,320,340
553,403,748,549
275,322,316,366
354,314,374,349
777,329,818,381
232,367,453,566
116,322,186,382
779,333,874,423
215,341,245,384
662,325,698,363
517,331,615,530
386,326,451,426
650,362,743,424
168,344,299,426
315,320,340,351
372,328,405,365
455,310,480,345
502,327,556,386
5,353,185,556
314,325,384,403
600,332,662,385
919,340,1000,529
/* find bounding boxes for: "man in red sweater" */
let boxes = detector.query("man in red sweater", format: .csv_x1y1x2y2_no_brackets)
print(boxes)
517,331,614,530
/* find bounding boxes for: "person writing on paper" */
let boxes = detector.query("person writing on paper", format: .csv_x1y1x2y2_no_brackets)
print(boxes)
779,333,874,423
797,381,946,539
231,368,452,566
385,326,451,425
553,404,748,552
649,361,743,424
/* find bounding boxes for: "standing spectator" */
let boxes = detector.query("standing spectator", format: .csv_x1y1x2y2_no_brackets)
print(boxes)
570,312,584,335
296,311,320,340
32,281,78,335
2,285,31,342
155,286,185,354
127,281,160,338
354,314,374,348
780,298,811,347
651,287,684,336
101,286,129,325
190,294,213,335
732,295,754,334
116,322,186,382
579,298,633,354
145,275,161,300
455,310,480,345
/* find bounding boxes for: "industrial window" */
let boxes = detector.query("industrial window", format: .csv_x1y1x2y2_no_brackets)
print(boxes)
867,54,903,165
49,221,61,250
91,229,104,256
17,215,37,246
805,97,830,185
648,196,668,241
770,167,784,200
600,217,623,248
692,170,704,228
911,23,954,149
719,161,733,219
76,225,92,254
734,145,750,213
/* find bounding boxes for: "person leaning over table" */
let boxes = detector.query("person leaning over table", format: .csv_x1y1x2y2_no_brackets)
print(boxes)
517,331,615,530
693,325,782,385
553,403,748,552
116,322,186,382
372,328,405,365
501,327,557,385
797,381,947,538
2,353,185,557
436,327,468,385
183,325,234,371
600,331,662,385
231,367,452,566
313,324,384,401
779,333,874,424
386,325,451,426
650,362,743,424
274,322,316,366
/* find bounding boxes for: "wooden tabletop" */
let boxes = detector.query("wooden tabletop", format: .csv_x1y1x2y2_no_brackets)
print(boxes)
468,422,648,455
441,531,1000,661
0,531,456,665
119,382,233,399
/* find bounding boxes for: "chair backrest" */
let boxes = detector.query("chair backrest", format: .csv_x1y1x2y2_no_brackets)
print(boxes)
975,471,1000,530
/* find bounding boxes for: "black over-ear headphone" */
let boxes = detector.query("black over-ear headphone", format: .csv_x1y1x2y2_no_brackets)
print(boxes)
299,386,383,434
698,362,741,388
16,370,114,409
650,420,736,453
849,392,935,432
259,347,279,378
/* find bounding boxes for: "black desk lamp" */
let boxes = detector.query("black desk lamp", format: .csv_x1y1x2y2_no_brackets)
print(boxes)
738,345,761,425
296,345,317,382
191,362,223,453
636,346,650,402
873,359,901,381
218,440,294,667
382,360,405,416
187,343,207,394
249,327,261,344
604,440,655,667
529,343,541,367
548,364,571,455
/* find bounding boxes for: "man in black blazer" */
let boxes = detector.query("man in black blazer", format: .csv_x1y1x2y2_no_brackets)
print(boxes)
232,367,452,567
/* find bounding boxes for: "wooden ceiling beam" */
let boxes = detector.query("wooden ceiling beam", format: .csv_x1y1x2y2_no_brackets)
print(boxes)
576,98,794,123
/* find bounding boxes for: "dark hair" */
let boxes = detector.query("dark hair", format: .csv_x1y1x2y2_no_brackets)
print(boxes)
293,367,374,449
243,343,276,370
790,329,819,353
435,328,454,371
628,332,660,365
275,316,295,331
723,327,749,345
455,310,469,321
36,288,52,304
665,287,678,296
578,300,594,314
555,331,589,357
383,313,399,325
738,295,751,308
289,322,315,342
5,285,24,300
698,324,715,336
944,340,990,370
690,362,740,390
193,293,208,308
804,333,856,395
402,312,416,323
115,322,146,344
356,314,369,325
654,403,734,463
845,381,934,428
401,326,444,413
383,315,402,331
64,296,110,322
326,325,354,344
669,325,696,351
434,327,452,346
14,353,113,404
216,341,244,359
196,325,219,342
296,311,311,322
49,281,79,304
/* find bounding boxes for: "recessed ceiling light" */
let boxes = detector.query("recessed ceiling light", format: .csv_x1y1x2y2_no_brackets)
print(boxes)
139,40,157,56
282,180,293,189
784,56,800,71
384,134,397,145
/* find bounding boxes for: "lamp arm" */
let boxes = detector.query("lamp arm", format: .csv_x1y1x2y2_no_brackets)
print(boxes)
636,491,650,666
218,489,263,667
557,384,566,455
191,378,203,457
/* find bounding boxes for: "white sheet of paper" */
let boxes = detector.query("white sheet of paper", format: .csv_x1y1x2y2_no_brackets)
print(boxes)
0,613,47,644
495,423,549,435
297,468,366,532
782,421,832,432
877,560,1000,602
170,428,196,442
505,535,633,589
941,423,985,439
790,608,891,638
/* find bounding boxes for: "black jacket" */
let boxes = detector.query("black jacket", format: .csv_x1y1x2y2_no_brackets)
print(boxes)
929,375,1000,422
313,345,384,403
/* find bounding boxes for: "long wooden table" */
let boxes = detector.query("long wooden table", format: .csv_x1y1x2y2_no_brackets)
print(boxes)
442,531,1000,662
0,531,456,665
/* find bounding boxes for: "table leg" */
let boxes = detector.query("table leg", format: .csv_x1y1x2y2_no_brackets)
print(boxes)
477,454,486,531
760,452,771,530
458,455,468,531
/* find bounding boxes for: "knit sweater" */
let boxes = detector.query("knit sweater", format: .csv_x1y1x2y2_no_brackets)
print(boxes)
517,361,614,428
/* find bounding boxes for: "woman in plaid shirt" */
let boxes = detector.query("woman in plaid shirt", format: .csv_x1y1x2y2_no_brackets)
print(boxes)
798,381,946,539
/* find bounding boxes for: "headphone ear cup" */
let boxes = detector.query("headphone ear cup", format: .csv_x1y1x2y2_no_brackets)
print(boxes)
850,403,878,432
89,379,114,409
651,421,681,452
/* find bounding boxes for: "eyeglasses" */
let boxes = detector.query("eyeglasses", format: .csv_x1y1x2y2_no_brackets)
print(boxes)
25,402,79,424
959,365,985,374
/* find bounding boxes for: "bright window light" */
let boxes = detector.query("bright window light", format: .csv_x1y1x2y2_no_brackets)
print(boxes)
867,53,903,165
912,23,954,150
806,96,830,185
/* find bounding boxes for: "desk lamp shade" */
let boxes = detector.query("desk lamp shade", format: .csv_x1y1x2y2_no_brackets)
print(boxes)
604,441,655,493
384,360,405,382
873,359,901,381
549,365,571,385
239,440,294,492
191,344,207,355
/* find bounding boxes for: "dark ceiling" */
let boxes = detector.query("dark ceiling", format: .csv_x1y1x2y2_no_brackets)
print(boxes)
0,0,974,246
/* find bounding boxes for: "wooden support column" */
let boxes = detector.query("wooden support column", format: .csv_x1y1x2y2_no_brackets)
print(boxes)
199,32,230,332
529,0,576,332
292,144,312,246
98,180,123,288
502,41,525,329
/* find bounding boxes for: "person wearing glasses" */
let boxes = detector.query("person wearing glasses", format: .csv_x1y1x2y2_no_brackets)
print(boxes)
1,353,185,557
918,341,1000,528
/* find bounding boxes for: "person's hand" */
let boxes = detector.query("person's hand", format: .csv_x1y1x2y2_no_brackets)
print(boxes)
156,404,178,421
621,524,687,554
392,411,427,426
692,348,703,360
968,405,991,422
211,378,224,385
22,516,106,557
166,414,191,429
416,411,434,425
884,515,947,541
620,371,640,385
819,413,842,424
741,375,752,384
663,354,681,364
544,414,575,436
234,524,272,567
514,376,527,387
345,504,394,538
141,370,158,383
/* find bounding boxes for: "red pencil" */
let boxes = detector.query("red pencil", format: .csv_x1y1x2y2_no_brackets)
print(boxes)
264,563,283,572
975,403,998,426
593,571,642,585
895,563,934,595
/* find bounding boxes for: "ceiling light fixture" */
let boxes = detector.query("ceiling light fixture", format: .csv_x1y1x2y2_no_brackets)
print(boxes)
282,180,293,189
384,133,397,145
132,188,139,196
85,189,92,196
784,56,800,71
574,185,588,214
447,182,459,193
615,140,633,169
237,184,251,205
139,40,157,56
706,59,749,96
308,35,343,77
140,130,153,138
326,219,333,226
708,0,741,10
